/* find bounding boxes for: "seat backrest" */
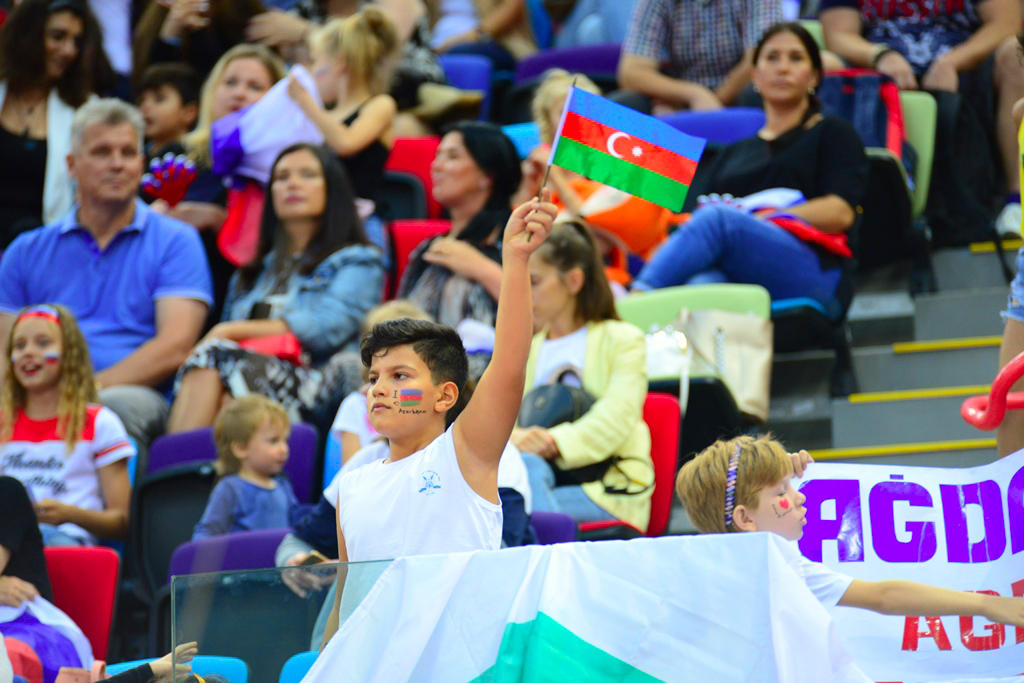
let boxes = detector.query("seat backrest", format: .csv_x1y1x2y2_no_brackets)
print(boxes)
380,170,427,221
388,219,451,297
148,424,319,504
132,462,218,598
617,283,771,333
525,0,554,50
513,43,622,83
279,650,319,683
384,137,442,219
44,546,120,661
169,528,290,579
898,90,937,220
501,122,541,160
799,19,825,51
642,393,681,537
658,108,766,145
437,54,493,120
530,510,577,544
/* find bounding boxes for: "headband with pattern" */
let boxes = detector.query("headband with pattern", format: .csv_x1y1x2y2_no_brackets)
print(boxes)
17,304,61,326
723,442,742,528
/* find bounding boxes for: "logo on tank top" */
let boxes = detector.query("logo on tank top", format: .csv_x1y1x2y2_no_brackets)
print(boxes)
418,470,441,495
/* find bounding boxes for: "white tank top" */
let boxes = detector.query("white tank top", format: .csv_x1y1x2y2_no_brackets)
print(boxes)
336,427,502,562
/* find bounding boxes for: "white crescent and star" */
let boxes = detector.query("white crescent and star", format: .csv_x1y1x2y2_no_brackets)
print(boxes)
606,132,644,160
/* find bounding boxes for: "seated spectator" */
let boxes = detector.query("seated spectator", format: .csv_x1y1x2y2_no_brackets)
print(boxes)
0,478,94,680
0,99,213,470
554,0,637,48
820,0,1024,238
426,0,537,71
168,143,384,432
331,300,433,465
617,0,784,112
397,121,521,335
633,23,868,321
193,395,298,539
137,62,201,161
133,0,264,84
168,44,287,321
0,305,133,545
514,221,653,530
287,7,397,249
517,69,673,279
0,0,114,249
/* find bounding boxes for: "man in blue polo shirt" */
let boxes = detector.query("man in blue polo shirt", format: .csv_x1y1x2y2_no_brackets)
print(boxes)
0,98,212,466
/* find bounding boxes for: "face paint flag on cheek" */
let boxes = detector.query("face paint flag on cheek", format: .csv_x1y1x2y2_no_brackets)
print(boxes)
43,351,60,364
400,389,423,408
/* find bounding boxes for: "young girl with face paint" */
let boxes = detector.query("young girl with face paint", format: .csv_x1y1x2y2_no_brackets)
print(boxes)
0,304,134,546
676,435,1024,632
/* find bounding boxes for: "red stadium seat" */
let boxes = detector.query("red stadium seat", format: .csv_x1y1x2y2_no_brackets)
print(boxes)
385,137,441,219
388,219,451,299
578,392,681,538
44,546,119,661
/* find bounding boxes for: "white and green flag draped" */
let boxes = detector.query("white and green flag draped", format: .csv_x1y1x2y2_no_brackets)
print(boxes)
301,534,870,682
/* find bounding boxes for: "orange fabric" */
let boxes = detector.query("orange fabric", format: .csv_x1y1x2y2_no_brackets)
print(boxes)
6,637,43,683
553,177,672,258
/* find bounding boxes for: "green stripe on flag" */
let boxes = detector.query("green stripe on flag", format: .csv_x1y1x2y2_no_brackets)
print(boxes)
471,612,661,682
552,137,690,212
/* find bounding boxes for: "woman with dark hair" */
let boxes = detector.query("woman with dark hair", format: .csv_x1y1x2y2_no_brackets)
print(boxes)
633,22,869,319
0,0,113,247
514,221,653,530
167,143,385,432
398,121,522,331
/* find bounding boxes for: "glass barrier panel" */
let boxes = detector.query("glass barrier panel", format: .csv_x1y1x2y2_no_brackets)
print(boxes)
170,559,392,683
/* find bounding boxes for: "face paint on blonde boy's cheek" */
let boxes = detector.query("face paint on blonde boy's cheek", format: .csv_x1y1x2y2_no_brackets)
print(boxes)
394,388,427,414
772,498,792,518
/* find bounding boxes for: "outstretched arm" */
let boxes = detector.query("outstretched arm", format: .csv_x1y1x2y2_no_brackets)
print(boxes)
840,579,1024,626
453,195,557,501
288,78,397,158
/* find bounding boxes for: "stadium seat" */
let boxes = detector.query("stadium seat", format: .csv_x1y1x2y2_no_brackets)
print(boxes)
659,108,766,145
501,122,541,160
279,651,318,683
379,170,427,221
387,219,451,298
577,393,681,539
530,511,577,544
168,528,289,578
44,546,119,662
438,54,493,121
513,43,622,84
147,423,319,505
525,0,554,50
384,137,442,219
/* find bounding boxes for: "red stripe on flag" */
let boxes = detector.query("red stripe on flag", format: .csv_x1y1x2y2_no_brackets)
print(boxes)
559,112,698,187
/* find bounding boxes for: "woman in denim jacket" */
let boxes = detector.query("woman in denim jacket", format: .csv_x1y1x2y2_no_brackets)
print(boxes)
168,143,384,431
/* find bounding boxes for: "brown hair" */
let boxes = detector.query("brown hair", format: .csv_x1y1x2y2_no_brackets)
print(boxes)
0,304,98,453
213,395,290,477
675,435,793,534
534,221,619,323
310,7,398,96
531,69,600,145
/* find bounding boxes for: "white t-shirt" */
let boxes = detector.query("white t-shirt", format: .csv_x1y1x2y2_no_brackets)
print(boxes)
430,0,479,47
532,326,588,387
797,555,854,608
330,390,378,447
326,438,532,513
0,405,134,544
88,0,132,75
336,427,502,562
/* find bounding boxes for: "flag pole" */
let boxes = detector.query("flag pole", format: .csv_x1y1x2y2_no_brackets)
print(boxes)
529,77,576,241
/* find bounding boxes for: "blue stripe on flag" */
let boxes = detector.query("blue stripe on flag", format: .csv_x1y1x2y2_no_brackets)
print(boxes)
566,88,706,161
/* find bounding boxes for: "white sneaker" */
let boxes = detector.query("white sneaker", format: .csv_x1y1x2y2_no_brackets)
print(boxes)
996,202,1022,239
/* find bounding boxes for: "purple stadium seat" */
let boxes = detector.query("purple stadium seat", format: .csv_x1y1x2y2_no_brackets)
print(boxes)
147,422,319,504
513,43,622,84
659,108,767,145
437,53,493,120
529,511,577,544
168,528,290,579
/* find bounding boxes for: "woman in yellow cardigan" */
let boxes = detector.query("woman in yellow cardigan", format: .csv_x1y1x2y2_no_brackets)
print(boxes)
512,221,654,530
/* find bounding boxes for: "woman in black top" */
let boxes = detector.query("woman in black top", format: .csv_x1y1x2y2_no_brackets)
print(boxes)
634,22,869,319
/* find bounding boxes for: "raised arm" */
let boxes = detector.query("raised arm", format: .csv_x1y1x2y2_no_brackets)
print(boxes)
287,79,397,158
453,195,556,500
841,579,1024,626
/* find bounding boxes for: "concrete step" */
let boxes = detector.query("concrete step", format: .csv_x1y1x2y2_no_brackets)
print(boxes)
831,387,988,447
852,337,999,392
932,247,1011,291
766,393,832,451
913,287,1007,340
809,439,998,468
847,291,915,347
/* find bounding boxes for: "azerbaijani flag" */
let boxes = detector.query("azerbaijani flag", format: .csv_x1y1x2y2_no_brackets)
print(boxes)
301,534,870,682
400,389,423,407
549,87,707,212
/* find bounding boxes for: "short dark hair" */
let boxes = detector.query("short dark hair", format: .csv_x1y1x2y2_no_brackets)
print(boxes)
138,63,201,106
360,318,469,426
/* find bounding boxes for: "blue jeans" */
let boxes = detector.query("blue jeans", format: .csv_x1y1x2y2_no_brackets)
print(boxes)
39,524,87,547
1003,246,1024,323
635,205,843,318
522,453,615,523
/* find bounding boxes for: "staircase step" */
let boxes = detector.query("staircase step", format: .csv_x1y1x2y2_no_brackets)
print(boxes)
852,337,999,392
809,438,998,467
847,291,915,346
831,387,987,447
766,393,832,451
913,288,1006,340
932,247,1011,290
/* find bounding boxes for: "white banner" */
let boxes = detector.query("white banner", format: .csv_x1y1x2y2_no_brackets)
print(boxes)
797,451,1024,682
